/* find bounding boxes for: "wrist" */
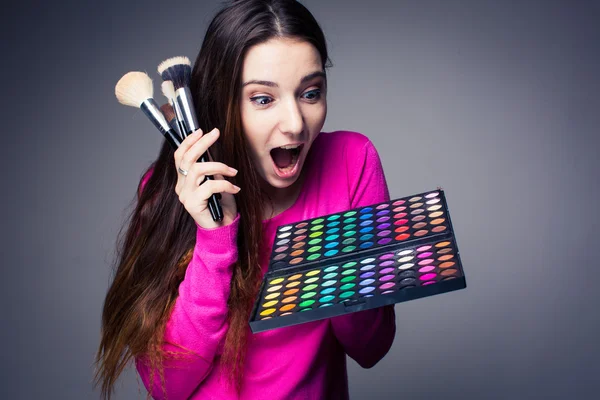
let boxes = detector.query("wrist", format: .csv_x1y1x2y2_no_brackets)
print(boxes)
194,213,240,258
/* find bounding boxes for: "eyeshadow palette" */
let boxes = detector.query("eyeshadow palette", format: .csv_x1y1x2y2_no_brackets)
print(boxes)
249,188,466,333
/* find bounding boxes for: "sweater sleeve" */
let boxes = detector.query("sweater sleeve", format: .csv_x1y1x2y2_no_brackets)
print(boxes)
133,168,239,399
330,138,397,368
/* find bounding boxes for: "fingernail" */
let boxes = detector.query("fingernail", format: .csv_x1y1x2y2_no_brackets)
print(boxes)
229,167,238,174
233,185,241,192
210,128,219,136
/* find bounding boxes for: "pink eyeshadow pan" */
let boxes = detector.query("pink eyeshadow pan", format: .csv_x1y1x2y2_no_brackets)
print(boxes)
419,273,437,281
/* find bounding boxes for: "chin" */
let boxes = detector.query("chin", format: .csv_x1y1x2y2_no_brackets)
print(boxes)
266,170,301,188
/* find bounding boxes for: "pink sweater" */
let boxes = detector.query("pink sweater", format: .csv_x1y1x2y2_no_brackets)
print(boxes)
135,131,396,399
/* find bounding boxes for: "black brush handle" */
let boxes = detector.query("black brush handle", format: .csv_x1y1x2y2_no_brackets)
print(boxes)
201,151,222,201
197,158,223,221
201,161,224,222
164,128,182,148
181,137,223,223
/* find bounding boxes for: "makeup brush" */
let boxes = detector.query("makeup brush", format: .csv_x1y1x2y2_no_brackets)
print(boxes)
115,71,182,149
161,81,185,138
158,56,224,218
157,56,198,136
115,71,223,222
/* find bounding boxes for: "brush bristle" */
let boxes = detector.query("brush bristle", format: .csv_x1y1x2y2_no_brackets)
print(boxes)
115,71,153,107
158,56,192,90
160,103,176,121
162,65,192,90
157,56,190,74
161,81,176,101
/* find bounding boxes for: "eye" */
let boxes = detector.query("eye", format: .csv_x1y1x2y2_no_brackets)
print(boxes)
302,89,321,101
250,96,273,106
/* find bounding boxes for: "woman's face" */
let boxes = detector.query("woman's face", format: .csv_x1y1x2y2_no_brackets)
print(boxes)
240,37,327,191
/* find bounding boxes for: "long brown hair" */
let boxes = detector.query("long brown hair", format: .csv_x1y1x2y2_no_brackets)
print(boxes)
94,0,331,398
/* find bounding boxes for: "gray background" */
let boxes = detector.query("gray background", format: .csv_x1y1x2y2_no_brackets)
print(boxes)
2,0,599,399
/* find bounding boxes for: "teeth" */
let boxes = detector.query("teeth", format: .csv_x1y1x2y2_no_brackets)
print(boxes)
279,144,301,150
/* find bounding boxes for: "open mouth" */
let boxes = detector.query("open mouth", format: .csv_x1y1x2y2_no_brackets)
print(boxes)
270,143,304,178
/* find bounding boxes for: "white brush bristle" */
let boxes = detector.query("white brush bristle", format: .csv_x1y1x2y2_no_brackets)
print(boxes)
161,81,176,100
115,71,153,107
157,56,191,74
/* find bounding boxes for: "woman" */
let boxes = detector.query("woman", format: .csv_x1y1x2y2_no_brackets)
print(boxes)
95,0,396,398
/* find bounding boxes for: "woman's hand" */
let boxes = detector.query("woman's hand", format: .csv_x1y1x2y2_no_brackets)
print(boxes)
174,128,240,229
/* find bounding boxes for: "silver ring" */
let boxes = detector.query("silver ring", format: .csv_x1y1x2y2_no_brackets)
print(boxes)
177,166,188,176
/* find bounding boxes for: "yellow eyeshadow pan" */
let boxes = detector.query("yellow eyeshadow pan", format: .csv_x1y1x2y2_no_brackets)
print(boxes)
260,308,276,317
262,300,278,308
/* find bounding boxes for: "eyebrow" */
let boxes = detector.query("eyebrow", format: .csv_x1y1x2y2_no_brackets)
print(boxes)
242,71,326,88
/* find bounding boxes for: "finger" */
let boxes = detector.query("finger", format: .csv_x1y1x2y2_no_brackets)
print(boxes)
174,128,204,168
178,179,239,210
204,150,226,182
180,128,220,170
188,162,238,185
195,179,241,201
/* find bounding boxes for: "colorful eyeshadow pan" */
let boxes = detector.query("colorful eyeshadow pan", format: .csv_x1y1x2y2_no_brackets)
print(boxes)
251,189,466,333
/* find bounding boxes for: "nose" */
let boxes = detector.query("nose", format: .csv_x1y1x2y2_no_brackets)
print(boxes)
278,98,304,136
